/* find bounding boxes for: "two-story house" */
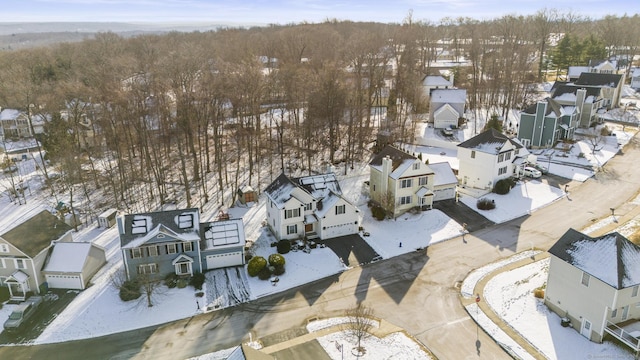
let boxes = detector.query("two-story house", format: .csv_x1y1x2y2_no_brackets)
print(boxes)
264,172,360,241
0,210,72,301
118,208,203,281
573,72,623,110
457,129,530,194
517,98,579,148
429,89,466,129
551,84,603,128
0,108,46,141
369,146,456,218
546,228,640,348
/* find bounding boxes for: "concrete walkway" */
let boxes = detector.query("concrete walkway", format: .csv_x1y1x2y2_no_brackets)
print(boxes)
460,252,551,360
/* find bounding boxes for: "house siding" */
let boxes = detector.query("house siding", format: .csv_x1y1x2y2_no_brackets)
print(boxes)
124,240,200,280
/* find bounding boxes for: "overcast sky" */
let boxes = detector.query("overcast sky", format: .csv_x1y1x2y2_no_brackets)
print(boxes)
1,0,635,24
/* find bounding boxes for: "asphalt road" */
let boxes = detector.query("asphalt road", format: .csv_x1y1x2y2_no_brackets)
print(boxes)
2,137,640,360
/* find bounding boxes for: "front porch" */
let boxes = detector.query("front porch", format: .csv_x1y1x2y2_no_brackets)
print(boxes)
5,270,31,301
605,319,640,353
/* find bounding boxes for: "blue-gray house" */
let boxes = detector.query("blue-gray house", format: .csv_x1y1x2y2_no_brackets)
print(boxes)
517,98,578,149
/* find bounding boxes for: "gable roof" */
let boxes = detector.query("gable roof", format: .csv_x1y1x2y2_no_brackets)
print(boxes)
457,128,523,154
264,172,344,209
549,228,640,289
430,89,466,104
422,75,452,87
119,208,200,248
575,73,622,87
552,84,601,101
1,210,72,258
43,242,104,273
200,218,245,250
264,173,298,209
428,162,458,186
369,145,430,179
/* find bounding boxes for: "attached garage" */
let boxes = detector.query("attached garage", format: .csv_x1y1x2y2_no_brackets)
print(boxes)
45,274,83,290
320,222,358,240
206,252,244,270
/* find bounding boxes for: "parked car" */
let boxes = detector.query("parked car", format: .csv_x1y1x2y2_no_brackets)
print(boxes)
442,126,455,136
529,163,548,174
3,296,43,332
523,167,542,179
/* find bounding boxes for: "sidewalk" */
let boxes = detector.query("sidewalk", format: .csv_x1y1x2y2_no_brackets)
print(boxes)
460,252,550,360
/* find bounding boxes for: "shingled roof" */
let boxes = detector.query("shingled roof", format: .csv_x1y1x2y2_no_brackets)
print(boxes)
119,208,200,248
0,210,72,258
575,73,622,87
457,128,523,154
549,228,640,289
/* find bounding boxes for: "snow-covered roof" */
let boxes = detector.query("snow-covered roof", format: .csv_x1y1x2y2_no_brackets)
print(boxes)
315,191,342,218
369,145,432,180
430,89,466,104
200,218,245,250
44,242,101,273
264,172,344,209
422,75,452,87
632,68,640,78
457,128,523,155
549,228,640,289
428,162,458,186
567,66,588,78
0,109,21,121
119,208,200,248
0,210,72,258
263,173,298,209
9,270,29,283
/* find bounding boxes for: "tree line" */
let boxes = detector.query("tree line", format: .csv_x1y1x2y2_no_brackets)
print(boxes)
0,10,637,218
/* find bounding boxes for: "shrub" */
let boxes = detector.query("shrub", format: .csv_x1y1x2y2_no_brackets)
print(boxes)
247,256,267,277
277,240,291,254
534,288,545,299
258,266,272,280
164,273,178,288
268,253,286,267
371,205,386,221
189,272,205,290
119,279,141,301
273,264,286,276
177,279,188,288
493,178,515,195
0,286,9,303
477,198,496,210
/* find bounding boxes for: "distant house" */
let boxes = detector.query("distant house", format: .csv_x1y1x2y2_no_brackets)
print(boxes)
0,210,73,301
546,229,640,346
429,89,466,129
517,98,579,148
118,208,246,281
567,60,617,82
631,68,640,90
0,108,46,141
369,146,455,218
43,242,107,290
422,75,453,99
457,129,531,194
551,84,603,128
573,72,623,110
264,172,360,241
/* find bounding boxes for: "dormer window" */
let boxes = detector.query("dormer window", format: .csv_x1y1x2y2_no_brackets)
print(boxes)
131,218,148,234
178,214,193,229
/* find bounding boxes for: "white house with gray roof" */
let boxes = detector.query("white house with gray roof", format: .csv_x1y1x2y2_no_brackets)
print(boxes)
546,228,640,347
264,172,360,241
457,129,531,195
429,89,466,129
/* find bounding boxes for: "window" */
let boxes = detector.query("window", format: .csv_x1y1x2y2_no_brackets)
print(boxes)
400,179,412,188
15,259,26,269
177,263,190,275
285,208,300,219
498,166,508,175
399,196,412,205
373,185,376,191
612,309,618,318
166,244,177,254
183,242,193,252
304,203,313,211
418,176,428,186
633,285,639,297
178,214,194,229
581,272,590,287
138,264,157,275
0,243,8,253
148,246,158,257
335,205,346,215
0,259,5,269
498,153,505,162
471,150,476,159
286,224,297,235
505,152,511,161
413,162,420,170
131,248,143,259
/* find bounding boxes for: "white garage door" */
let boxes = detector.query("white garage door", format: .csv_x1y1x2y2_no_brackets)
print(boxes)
206,252,243,270
46,274,83,290
434,188,455,201
323,223,357,239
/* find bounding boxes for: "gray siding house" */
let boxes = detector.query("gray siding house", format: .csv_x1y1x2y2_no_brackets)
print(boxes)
518,98,578,149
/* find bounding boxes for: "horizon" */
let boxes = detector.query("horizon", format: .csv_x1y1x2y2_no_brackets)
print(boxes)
1,0,636,26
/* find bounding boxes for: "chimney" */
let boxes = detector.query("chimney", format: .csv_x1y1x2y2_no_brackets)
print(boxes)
381,156,392,194
576,88,586,108
116,216,125,235
449,73,455,86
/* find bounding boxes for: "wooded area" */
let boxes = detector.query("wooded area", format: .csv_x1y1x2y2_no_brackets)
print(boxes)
0,10,638,218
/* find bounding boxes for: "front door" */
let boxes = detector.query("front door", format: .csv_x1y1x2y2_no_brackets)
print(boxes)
305,223,313,233
580,319,592,339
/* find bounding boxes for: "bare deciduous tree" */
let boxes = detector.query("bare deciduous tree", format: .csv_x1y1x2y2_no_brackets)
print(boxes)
344,302,376,357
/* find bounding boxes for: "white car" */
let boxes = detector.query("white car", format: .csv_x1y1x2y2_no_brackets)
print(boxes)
523,167,542,178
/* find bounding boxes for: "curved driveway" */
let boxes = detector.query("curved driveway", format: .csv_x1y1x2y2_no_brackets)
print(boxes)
2,137,640,359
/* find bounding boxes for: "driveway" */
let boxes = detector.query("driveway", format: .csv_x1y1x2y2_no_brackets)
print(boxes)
320,234,380,267
433,199,494,232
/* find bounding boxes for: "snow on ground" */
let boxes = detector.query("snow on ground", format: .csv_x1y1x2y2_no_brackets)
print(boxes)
483,259,631,359
459,179,565,224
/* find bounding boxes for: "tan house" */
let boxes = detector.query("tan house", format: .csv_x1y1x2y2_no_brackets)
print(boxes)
546,228,640,348
0,210,73,300
369,146,455,218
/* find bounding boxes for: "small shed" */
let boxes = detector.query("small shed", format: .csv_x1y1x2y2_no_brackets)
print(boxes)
98,208,118,228
237,185,257,204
